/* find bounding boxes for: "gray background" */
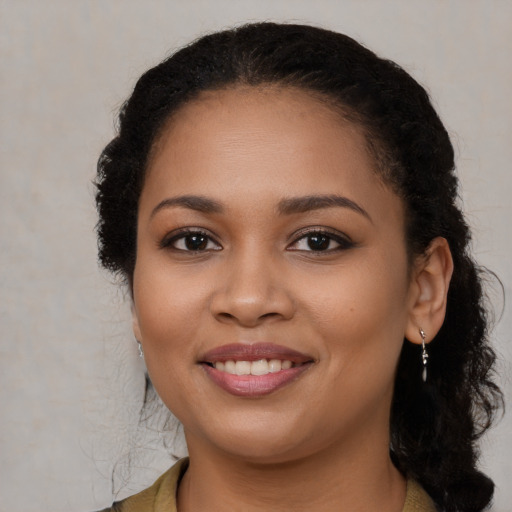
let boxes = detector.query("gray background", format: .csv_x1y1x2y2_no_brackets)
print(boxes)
1,1,510,511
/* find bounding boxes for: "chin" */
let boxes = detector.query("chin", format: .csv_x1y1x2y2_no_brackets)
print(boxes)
221,441,313,465
187,415,327,464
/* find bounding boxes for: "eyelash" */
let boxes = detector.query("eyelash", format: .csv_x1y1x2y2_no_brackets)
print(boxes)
160,228,221,252
288,228,354,253
160,228,354,254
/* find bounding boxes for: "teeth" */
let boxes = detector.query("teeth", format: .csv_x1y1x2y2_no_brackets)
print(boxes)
235,360,251,375
213,359,295,375
268,359,282,373
251,359,269,375
281,360,292,370
224,360,236,374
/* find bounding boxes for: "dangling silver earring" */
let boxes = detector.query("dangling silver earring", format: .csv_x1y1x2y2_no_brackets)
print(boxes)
137,340,144,358
419,328,428,382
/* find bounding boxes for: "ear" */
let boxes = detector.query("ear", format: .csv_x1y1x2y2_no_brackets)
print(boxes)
131,302,142,342
405,237,454,345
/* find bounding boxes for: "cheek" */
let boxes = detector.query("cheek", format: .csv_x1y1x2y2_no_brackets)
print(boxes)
300,252,410,365
132,258,208,364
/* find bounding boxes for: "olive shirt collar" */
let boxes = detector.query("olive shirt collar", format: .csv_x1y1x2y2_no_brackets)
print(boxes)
98,457,436,512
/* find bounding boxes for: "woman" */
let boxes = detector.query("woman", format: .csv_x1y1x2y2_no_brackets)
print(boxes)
95,22,502,512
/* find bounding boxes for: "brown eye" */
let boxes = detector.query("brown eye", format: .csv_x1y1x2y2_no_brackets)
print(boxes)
184,234,209,251
307,234,330,251
162,229,221,252
288,229,354,253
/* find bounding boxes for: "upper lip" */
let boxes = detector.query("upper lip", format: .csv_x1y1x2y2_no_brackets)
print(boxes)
199,343,313,364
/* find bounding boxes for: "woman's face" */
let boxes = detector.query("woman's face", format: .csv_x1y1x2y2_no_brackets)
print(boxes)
132,86,416,463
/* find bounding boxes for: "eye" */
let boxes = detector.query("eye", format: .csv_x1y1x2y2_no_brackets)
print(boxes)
289,229,353,253
161,229,221,252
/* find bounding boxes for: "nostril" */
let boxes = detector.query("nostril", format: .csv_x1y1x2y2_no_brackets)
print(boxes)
211,288,295,326
214,310,282,326
218,312,235,320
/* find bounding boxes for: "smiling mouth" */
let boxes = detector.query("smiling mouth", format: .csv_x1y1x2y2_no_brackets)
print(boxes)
206,358,300,375
199,343,314,396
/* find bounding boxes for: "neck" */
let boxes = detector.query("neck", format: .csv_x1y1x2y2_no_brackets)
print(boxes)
177,428,406,512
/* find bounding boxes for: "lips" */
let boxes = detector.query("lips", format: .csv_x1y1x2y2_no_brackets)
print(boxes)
199,343,314,397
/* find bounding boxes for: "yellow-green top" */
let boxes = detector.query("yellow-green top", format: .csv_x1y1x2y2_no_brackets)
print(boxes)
99,458,436,512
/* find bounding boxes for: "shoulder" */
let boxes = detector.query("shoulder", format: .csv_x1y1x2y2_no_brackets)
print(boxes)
403,479,438,512
94,458,189,512
95,460,433,512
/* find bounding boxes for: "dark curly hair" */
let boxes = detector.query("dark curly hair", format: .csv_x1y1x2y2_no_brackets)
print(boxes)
95,22,503,511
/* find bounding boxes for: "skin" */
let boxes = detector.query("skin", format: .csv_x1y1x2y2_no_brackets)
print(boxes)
132,86,453,511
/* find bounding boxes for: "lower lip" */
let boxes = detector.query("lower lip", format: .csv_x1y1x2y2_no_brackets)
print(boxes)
202,363,312,397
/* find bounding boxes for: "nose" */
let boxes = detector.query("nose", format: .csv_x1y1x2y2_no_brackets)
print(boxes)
210,248,295,327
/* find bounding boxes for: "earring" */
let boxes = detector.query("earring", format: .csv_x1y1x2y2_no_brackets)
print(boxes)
137,340,144,358
419,328,428,382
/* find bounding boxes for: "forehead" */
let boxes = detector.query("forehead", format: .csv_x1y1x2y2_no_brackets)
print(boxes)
141,85,400,224
147,86,377,182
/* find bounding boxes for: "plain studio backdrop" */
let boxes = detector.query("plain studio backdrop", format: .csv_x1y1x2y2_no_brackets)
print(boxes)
1,1,510,511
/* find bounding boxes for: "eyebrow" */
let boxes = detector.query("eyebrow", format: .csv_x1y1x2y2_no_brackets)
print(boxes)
150,193,371,221
277,194,371,221
150,195,223,218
